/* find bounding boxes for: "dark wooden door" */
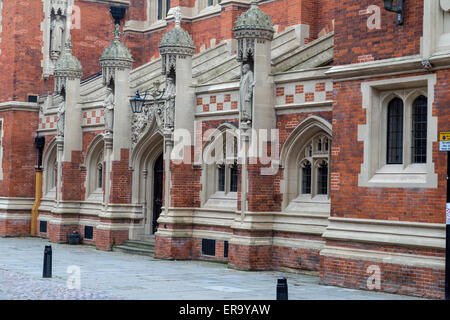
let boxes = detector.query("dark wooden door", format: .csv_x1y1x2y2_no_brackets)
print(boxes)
152,154,163,234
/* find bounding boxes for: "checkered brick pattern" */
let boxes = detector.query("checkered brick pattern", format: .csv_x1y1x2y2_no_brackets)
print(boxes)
276,80,333,105
82,108,105,126
39,114,57,130
196,92,239,113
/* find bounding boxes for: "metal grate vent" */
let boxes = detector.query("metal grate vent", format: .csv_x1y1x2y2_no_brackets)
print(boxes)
224,241,229,258
84,226,94,240
202,239,216,256
39,221,47,234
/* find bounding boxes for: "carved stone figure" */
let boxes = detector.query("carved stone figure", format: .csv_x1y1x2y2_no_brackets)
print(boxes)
56,97,65,137
239,64,254,123
103,87,115,134
162,76,176,129
51,14,65,60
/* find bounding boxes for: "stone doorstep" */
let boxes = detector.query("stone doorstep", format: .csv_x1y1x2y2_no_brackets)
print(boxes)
113,239,155,257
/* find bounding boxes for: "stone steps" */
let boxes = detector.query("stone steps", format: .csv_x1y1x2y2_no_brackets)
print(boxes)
113,239,155,257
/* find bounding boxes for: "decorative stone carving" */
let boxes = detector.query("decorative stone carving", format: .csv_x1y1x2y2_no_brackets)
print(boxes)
56,95,65,137
100,24,133,85
50,13,66,61
161,76,176,129
131,79,177,148
159,7,195,75
103,87,115,134
239,64,254,124
233,0,274,63
54,38,82,93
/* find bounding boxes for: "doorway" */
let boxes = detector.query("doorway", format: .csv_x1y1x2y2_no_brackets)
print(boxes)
152,154,163,234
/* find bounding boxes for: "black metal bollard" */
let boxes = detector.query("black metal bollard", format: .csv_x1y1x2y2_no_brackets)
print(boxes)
43,245,52,278
276,277,288,300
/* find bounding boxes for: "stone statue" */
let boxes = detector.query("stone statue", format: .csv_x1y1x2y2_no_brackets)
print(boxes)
56,96,65,137
162,76,176,129
239,63,254,123
51,14,65,59
103,87,115,134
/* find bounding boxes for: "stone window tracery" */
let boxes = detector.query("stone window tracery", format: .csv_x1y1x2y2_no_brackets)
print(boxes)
297,134,330,198
202,125,238,209
358,75,437,188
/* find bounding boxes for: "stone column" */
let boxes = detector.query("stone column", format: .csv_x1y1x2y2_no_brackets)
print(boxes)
97,22,134,251
49,40,83,243
154,8,197,260
228,1,276,270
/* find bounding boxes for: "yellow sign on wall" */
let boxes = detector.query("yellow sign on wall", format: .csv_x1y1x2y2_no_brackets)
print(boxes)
440,132,450,142
440,132,450,151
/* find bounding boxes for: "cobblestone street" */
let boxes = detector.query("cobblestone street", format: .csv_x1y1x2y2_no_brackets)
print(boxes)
0,238,418,300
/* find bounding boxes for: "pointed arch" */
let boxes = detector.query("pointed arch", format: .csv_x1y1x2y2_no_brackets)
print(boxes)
280,116,332,211
42,136,58,197
84,133,105,201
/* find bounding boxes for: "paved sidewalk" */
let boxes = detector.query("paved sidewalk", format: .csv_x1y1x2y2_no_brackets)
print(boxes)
0,237,417,300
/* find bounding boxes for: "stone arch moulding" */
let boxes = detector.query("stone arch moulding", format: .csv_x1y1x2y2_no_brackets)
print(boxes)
280,115,332,167
42,136,58,197
280,115,332,210
83,133,105,201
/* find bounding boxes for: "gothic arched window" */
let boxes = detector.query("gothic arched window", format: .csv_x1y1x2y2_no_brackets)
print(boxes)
386,98,404,164
412,95,427,164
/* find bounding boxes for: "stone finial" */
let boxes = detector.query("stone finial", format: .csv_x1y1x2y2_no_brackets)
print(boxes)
174,6,182,27
54,37,82,93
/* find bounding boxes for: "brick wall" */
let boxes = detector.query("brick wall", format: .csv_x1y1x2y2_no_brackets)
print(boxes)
331,74,447,223
0,110,39,197
334,0,423,65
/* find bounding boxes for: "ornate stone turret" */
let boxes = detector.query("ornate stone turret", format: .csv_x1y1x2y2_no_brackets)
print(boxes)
54,38,82,93
159,7,195,75
233,0,274,63
100,24,134,86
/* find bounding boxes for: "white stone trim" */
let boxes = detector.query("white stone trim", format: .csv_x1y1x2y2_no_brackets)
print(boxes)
320,245,445,270
96,222,130,231
0,197,35,210
325,55,424,81
322,217,446,249
272,237,325,250
358,74,438,188
0,212,31,220
275,101,333,114
0,102,40,112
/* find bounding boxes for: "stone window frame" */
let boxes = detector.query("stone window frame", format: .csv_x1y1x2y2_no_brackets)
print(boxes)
280,115,332,210
197,0,222,17
0,118,3,180
201,123,239,209
358,74,438,188
42,138,57,198
423,0,450,58
84,135,104,202
147,0,171,25
296,133,331,200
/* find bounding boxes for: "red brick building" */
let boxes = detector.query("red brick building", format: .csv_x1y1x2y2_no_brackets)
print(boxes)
0,0,447,299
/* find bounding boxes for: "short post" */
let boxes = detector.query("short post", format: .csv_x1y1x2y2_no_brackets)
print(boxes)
276,277,288,300
43,245,52,278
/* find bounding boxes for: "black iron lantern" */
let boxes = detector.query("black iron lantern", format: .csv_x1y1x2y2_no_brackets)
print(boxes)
130,91,146,114
34,135,46,170
383,0,404,25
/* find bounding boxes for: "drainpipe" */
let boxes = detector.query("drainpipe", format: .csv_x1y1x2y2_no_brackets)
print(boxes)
31,135,45,236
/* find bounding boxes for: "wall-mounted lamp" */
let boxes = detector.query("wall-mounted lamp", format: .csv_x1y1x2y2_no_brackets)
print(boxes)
383,0,404,25
34,135,45,170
